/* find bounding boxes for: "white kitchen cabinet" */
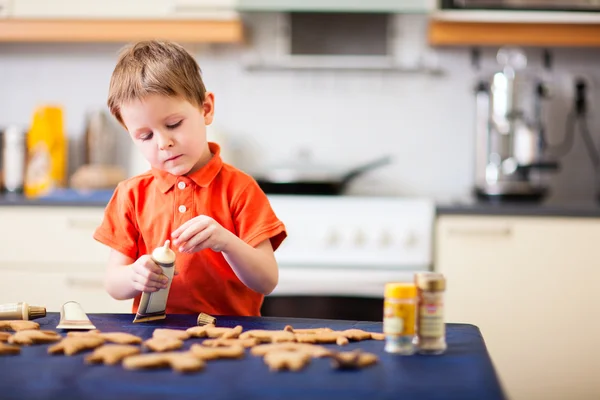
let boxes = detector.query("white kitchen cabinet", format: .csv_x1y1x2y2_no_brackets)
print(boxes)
237,0,434,13
0,207,131,314
435,215,600,400
10,0,238,19
10,0,172,19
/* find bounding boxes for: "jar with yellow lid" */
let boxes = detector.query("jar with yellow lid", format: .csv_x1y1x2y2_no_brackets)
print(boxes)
414,272,447,355
383,282,416,355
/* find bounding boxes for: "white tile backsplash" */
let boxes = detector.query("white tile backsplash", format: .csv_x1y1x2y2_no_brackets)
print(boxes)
0,14,598,201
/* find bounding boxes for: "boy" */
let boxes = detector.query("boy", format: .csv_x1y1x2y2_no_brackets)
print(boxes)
94,40,286,316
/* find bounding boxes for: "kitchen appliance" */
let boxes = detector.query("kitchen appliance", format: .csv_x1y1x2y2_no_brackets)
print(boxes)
261,195,434,321
254,155,392,195
473,47,559,201
2,125,27,194
441,0,600,11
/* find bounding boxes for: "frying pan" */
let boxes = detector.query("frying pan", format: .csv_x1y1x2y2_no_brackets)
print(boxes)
254,155,392,195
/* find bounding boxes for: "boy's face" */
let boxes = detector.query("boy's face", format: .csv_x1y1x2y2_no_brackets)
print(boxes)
120,93,215,176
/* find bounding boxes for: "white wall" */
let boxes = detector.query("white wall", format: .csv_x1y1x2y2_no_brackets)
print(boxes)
0,13,598,201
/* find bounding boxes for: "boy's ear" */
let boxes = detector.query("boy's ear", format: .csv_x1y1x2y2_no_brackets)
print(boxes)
202,92,215,125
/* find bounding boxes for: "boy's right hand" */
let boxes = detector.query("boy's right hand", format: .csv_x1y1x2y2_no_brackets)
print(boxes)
130,255,169,293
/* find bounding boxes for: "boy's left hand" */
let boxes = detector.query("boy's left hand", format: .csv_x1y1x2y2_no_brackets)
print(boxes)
171,215,233,253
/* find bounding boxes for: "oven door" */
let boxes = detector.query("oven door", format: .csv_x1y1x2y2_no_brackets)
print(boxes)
441,0,600,11
260,266,427,322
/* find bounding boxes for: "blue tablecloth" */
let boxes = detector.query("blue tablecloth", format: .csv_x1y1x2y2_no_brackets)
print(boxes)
0,314,505,400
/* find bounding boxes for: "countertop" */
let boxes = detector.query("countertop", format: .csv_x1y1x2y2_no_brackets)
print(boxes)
436,197,600,218
0,313,505,400
2,190,600,218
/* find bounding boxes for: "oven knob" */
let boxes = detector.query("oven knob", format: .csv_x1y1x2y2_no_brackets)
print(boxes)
404,232,418,248
379,230,393,248
325,229,339,247
354,229,366,247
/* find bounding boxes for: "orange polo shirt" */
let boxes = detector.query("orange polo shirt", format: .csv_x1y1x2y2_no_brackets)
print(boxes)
93,142,286,316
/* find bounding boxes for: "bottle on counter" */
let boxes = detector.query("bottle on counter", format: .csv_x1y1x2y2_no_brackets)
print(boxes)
383,282,417,355
414,272,447,355
2,125,27,194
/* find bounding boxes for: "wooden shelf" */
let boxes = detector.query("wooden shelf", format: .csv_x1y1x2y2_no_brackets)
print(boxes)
428,20,600,47
0,19,244,43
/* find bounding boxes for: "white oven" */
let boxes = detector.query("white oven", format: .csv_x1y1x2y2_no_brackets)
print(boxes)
262,195,435,320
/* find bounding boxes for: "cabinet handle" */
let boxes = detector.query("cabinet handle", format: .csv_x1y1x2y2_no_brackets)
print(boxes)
67,219,101,230
447,227,512,237
65,277,104,289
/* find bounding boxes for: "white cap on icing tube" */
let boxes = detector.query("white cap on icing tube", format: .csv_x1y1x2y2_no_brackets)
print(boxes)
152,240,176,265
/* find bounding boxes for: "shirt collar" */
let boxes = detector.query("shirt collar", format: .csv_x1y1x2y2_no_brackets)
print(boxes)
152,142,223,193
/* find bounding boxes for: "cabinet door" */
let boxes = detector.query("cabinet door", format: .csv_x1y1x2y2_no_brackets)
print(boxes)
436,216,600,400
0,207,109,266
0,270,131,314
0,270,71,312
10,0,171,19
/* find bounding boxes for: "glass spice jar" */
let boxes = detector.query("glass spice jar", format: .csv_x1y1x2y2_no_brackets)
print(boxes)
414,273,447,355
383,282,417,355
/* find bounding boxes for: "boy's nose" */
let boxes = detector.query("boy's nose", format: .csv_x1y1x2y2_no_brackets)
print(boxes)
156,132,174,150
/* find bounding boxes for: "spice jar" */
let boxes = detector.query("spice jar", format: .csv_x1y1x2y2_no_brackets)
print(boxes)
414,273,447,355
383,282,416,355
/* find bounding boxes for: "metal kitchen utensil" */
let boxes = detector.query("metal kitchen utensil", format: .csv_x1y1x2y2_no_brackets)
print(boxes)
255,155,392,195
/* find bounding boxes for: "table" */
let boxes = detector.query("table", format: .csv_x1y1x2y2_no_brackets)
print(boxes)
0,313,505,400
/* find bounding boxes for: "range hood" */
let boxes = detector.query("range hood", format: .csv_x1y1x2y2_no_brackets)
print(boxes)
237,0,434,13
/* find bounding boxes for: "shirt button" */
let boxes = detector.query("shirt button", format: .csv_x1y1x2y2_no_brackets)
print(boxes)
177,181,186,190
178,205,187,213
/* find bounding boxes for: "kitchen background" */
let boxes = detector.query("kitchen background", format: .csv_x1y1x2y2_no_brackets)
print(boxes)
1,3,600,400
1,13,599,201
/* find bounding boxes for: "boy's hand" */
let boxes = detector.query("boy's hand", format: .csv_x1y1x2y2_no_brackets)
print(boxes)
171,215,233,253
130,255,169,293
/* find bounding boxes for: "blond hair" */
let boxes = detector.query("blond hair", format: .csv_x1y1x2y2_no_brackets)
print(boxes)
107,40,207,124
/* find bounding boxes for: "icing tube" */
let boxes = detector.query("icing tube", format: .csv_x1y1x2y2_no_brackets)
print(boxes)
133,240,176,323
0,302,46,320
56,301,96,330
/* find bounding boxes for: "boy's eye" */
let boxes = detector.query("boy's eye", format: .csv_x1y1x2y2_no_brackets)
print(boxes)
140,132,153,141
167,121,182,129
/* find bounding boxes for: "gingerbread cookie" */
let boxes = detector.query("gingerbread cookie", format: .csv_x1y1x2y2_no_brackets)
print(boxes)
329,350,378,369
8,330,61,345
283,326,333,334
68,331,143,345
123,352,205,373
144,337,183,352
340,329,373,341
251,342,332,358
48,336,105,356
263,350,311,372
0,332,11,342
239,330,295,343
201,337,260,348
186,324,243,339
152,328,190,341
294,332,343,344
86,344,141,365
0,320,40,332
0,342,20,356
189,344,245,360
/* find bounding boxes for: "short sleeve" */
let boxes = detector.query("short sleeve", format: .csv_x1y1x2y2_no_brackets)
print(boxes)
93,182,140,259
232,179,287,251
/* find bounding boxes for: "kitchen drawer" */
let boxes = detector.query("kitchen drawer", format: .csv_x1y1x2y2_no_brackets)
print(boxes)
0,207,110,266
0,269,132,314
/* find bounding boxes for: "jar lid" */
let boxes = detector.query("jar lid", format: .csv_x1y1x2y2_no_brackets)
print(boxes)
384,283,416,299
415,273,446,291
